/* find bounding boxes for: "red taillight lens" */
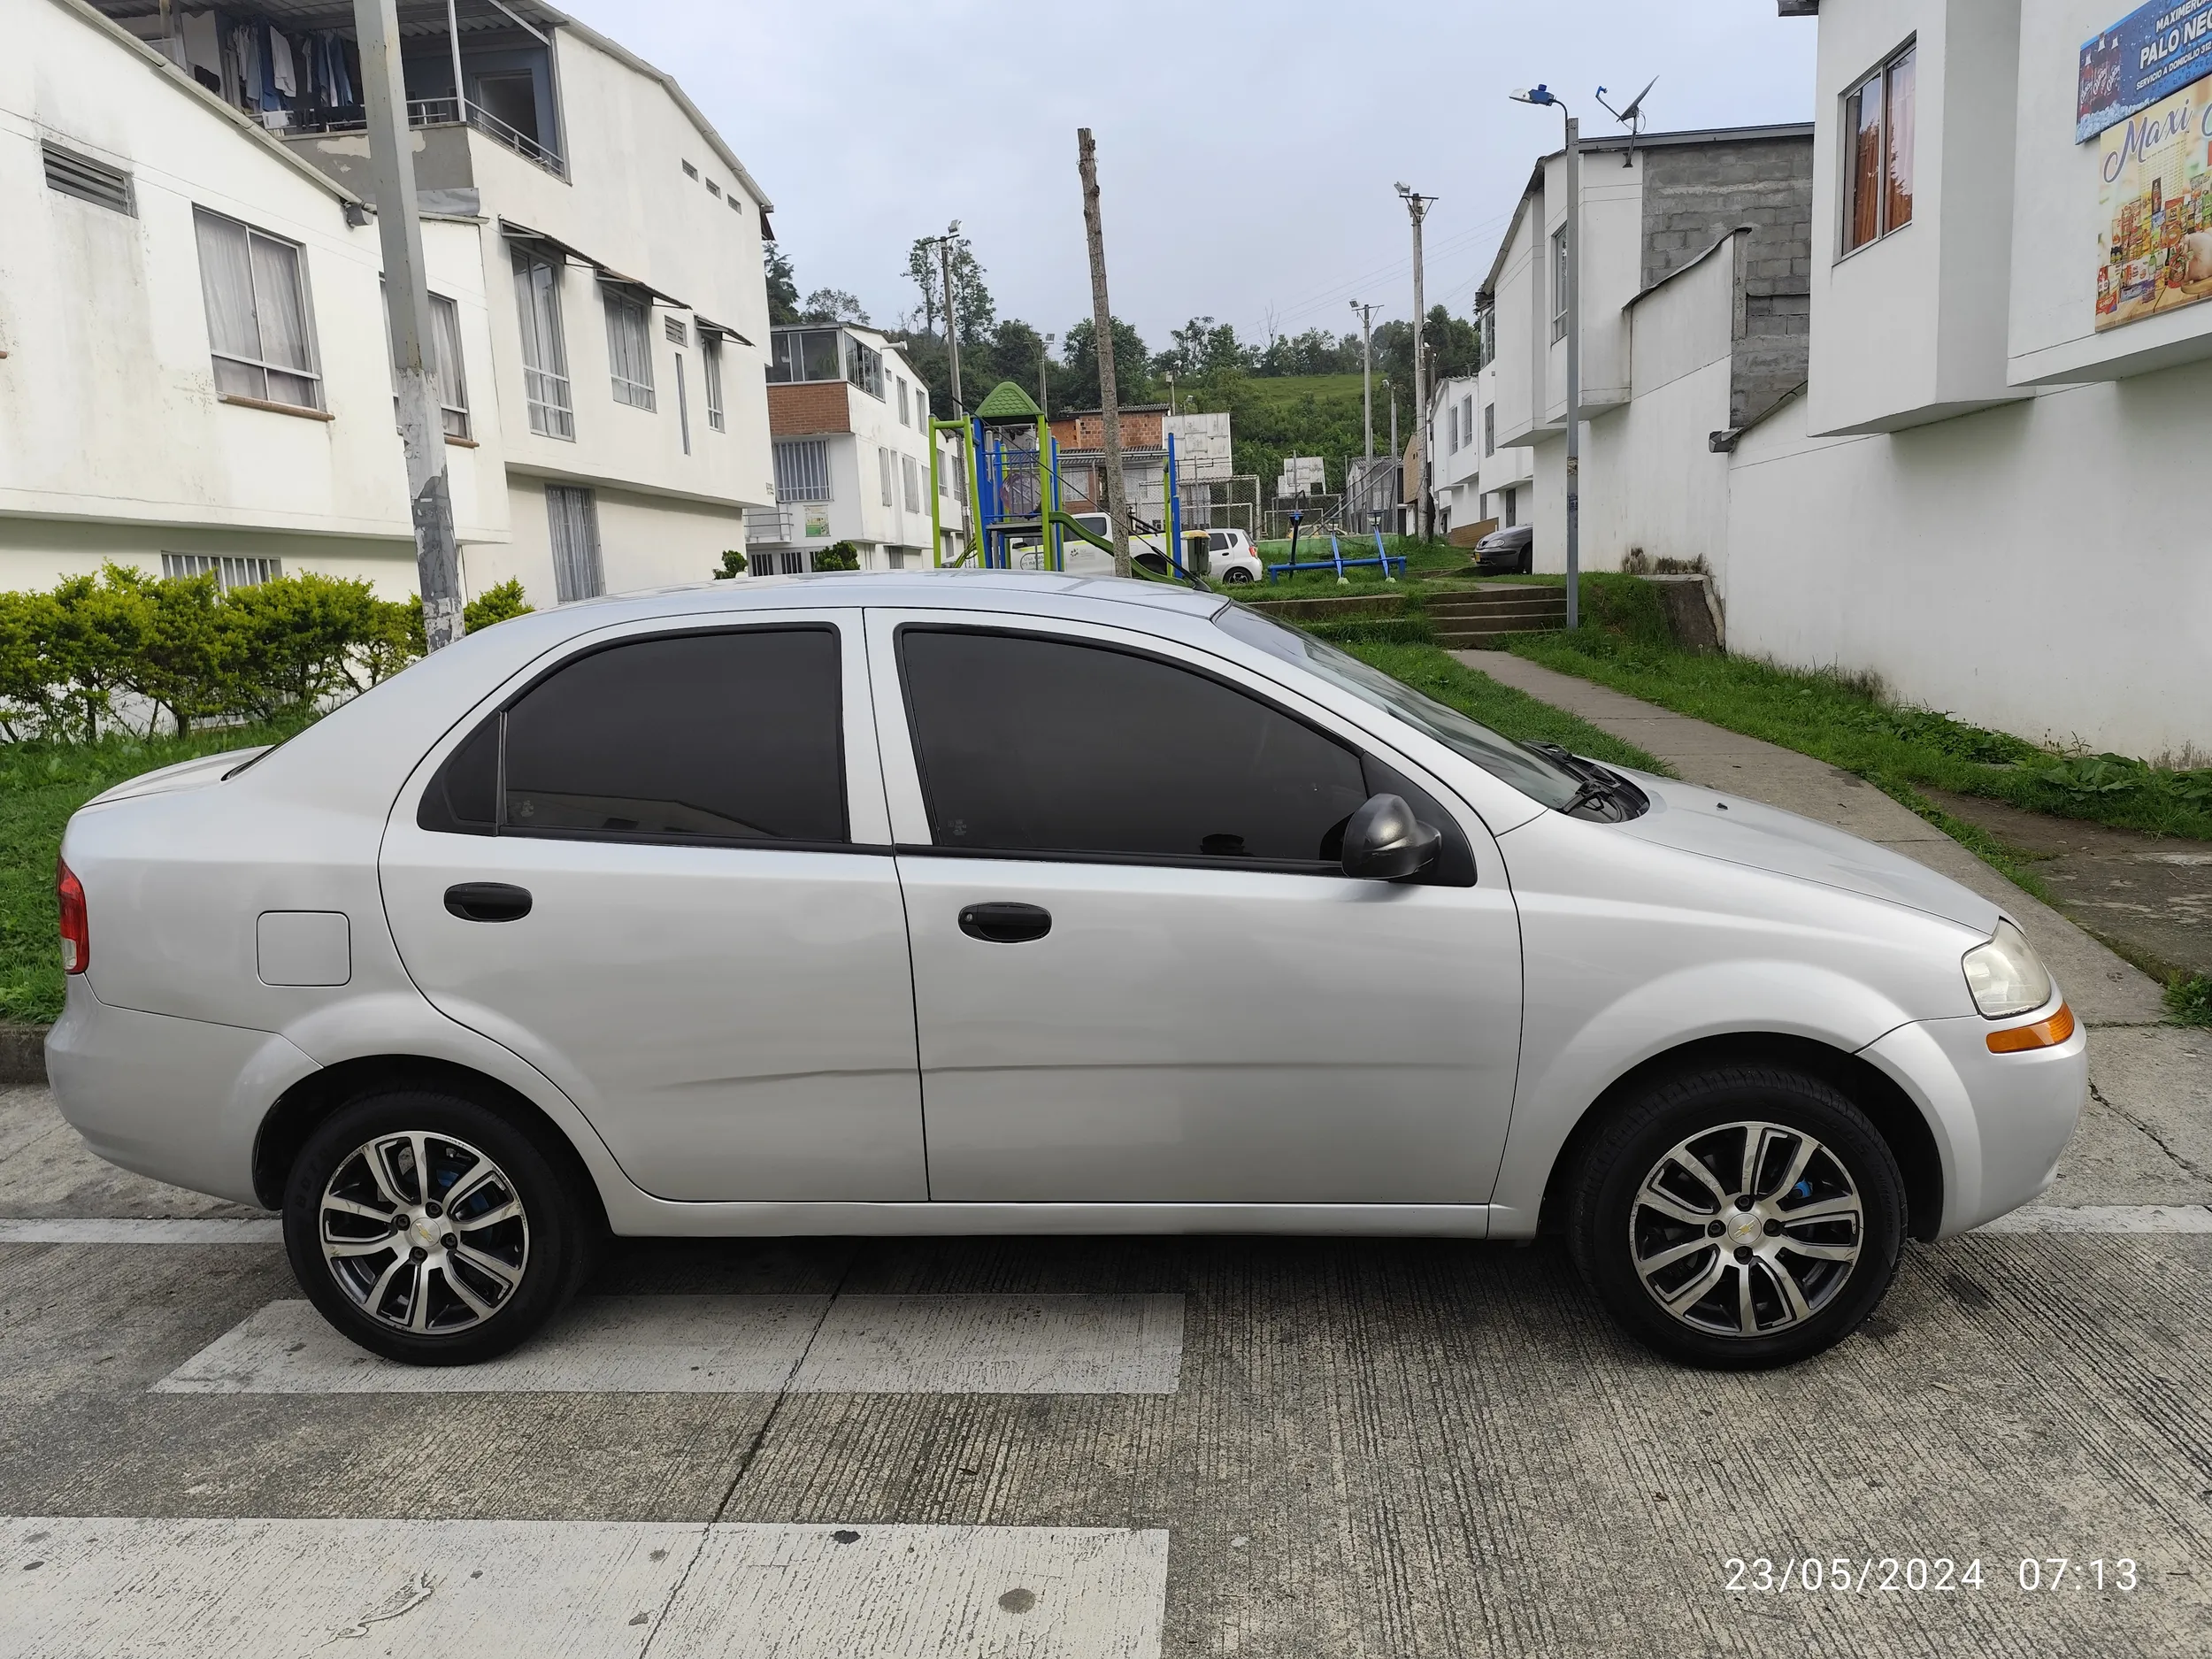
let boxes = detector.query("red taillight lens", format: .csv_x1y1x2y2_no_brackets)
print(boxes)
57,859,88,974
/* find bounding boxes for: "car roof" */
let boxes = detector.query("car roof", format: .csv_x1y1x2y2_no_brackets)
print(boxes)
550,570,1230,625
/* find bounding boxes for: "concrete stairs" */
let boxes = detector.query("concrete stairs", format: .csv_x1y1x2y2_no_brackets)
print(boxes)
1426,584,1567,649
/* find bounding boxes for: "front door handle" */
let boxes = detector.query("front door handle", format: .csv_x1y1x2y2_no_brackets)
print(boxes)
958,902,1051,943
445,882,533,923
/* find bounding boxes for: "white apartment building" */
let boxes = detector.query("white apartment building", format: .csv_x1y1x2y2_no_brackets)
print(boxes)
1722,0,2212,756
755,324,962,572
4,0,772,610
1471,122,1815,579
3,0,502,595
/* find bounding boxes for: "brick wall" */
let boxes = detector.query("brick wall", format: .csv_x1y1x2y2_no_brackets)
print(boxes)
1639,137,1813,427
769,381,850,436
1050,410,1165,450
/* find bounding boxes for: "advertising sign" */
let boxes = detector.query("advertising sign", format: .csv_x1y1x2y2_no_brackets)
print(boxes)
2096,74,2212,329
2079,0,2212,142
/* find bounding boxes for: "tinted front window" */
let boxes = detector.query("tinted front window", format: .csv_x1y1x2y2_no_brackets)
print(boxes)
1213,603,1583,809
500,628,844,841
901,629,1366,864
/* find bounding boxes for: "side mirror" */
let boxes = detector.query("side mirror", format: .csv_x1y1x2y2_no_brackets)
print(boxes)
1340,793,1440,880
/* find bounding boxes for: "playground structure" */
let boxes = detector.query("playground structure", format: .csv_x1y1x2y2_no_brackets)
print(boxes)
929,381,1210,586
1265,516,1407,584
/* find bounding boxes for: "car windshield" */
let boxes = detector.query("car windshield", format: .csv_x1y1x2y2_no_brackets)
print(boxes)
1212,604,1586,809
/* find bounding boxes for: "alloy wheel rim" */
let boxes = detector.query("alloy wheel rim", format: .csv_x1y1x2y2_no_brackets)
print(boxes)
318,1131,530,1334
1628,1119,1863,1339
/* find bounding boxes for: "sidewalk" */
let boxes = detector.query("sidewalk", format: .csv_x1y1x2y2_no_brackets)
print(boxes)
1461,649,2212,1208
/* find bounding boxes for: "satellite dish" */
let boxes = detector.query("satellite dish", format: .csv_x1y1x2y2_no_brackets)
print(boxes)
1595,77,1657,165
1617,76,1657,127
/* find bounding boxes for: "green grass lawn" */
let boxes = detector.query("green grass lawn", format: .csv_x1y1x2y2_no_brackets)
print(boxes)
1508,574,2212,843
1,721,303,1025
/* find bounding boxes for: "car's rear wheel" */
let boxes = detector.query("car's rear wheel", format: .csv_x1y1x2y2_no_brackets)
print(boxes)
282,1087,596,1365
1567,1064,1905,1369
1221,566,1255,584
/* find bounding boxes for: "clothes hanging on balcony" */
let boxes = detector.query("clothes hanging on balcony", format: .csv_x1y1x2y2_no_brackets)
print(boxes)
269,29,296,97
179,11,221,91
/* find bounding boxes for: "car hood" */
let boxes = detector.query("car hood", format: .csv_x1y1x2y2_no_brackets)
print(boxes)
1613,771,2000,933
83,747,268,807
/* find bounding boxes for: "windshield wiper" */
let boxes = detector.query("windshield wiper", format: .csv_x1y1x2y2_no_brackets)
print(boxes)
1529,742,1648,821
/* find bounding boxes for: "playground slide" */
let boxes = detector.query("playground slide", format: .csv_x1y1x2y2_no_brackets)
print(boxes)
1033,511,1205,588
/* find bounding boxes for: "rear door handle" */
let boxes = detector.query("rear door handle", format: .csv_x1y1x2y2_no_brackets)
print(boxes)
958,902,1051,943
444,882,533,923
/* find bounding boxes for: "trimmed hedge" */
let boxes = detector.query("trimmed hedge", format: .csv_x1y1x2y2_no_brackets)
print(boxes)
0,566,530,741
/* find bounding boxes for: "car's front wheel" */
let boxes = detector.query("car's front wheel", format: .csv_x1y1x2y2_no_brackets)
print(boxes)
1567,1064,1905,1369
282,1087,597,1365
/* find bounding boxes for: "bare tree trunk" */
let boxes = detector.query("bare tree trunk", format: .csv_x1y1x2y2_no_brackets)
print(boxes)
1078,128,1131,580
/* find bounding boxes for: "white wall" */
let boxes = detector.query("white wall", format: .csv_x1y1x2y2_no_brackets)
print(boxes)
0,0,508,592
1805,0,2024,434
1542,146,1644,419
1726,361,2212,757
1586,235,1738,578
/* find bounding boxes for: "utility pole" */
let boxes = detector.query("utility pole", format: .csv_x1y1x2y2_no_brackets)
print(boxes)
1349,300,1377,461
1395,184,1435,541
930,222,964,416
1077,127,1131,580
1512,85,1582,628
355,0,463,648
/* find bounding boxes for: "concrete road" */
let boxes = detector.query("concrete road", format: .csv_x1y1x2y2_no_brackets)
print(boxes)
4,1083,2211,1658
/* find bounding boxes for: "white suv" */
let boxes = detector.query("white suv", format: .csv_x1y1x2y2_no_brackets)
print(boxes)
50,574,2083,1370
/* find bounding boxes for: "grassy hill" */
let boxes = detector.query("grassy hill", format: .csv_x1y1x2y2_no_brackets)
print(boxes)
1183,373,1393,499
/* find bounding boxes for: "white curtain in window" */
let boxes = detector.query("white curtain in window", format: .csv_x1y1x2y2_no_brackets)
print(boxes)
195,212,262,396
546,485,603,602
513,250,572,437
604,289,656,409
879,446,895,507
430,294,468,430
902,454,920,512
250,236,311,376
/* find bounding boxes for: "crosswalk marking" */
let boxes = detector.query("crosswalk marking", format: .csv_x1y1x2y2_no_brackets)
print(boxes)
155,1293,1188,1395
1974,1203,2212,1233
0,1217,282,1244
0,1517,1170,1659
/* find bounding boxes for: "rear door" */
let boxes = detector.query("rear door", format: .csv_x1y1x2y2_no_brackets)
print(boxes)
380,613,925,1202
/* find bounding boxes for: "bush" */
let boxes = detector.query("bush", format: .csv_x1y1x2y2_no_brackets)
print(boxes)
714,549,748,580
812,541,861,572
0,565,531,741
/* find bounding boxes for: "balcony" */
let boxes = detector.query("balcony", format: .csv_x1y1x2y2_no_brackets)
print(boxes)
297,95,566,180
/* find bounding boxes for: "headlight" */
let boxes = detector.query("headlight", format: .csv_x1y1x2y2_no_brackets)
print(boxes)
1962,918,2052,1018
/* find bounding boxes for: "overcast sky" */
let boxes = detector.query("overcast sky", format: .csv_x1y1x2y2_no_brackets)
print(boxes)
557,0,1816,351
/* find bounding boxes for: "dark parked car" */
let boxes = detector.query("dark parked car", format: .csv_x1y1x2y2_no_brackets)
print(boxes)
1474,524,1534,573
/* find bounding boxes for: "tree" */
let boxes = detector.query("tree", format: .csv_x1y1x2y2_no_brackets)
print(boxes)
801,288,870,326
764,244,800,326
1377,305,1481,392
1059,316,1151,409
1155,316,1255,383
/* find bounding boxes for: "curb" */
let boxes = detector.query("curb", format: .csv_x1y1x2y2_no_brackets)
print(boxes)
0,1022,49,1087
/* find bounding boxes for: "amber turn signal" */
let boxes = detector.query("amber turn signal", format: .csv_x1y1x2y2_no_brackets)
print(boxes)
1986,1002,2074,1053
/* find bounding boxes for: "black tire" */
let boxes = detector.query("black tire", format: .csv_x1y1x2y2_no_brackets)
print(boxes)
1566,1064,1905,1370
282,1086,599,1365
1518,549,1533,574
1222,566,1255,584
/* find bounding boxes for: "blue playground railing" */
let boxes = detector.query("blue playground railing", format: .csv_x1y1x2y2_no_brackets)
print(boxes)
1266,524,1404,583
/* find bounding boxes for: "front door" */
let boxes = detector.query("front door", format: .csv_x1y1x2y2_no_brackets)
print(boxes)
872,613,1523,1206
381,616,926,1202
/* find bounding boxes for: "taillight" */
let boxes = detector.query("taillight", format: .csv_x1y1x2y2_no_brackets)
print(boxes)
57,859,88,974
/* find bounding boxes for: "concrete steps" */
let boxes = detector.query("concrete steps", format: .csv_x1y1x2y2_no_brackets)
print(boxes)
1426,585,1566,649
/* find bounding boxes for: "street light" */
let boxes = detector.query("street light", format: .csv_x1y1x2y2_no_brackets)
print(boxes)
1509,83,1580,630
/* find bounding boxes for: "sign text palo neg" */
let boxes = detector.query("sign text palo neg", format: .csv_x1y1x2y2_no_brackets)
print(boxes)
2078,0,2212,142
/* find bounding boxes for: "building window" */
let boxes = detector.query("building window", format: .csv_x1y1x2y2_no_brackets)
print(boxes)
546,485,603,602
879,446,895,507
681,159,699,180
902,453,921,511
774,438,832,502
512,247,572,440
1843,42,1915,254
706,179,722,198
1483,403,1494,456
1461,396,1473,454
428,294,471,439
1551,227,1570,342
664,315,688,346
1479,309,1495,365
194,208,321,410
897,377,910,426
1447,403,1460,453
603,288,657,410
846,335,884,399
703,334,726,431
1503,488,1517,529
768,327,842,383
42,141,134,215
161,553,280,590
